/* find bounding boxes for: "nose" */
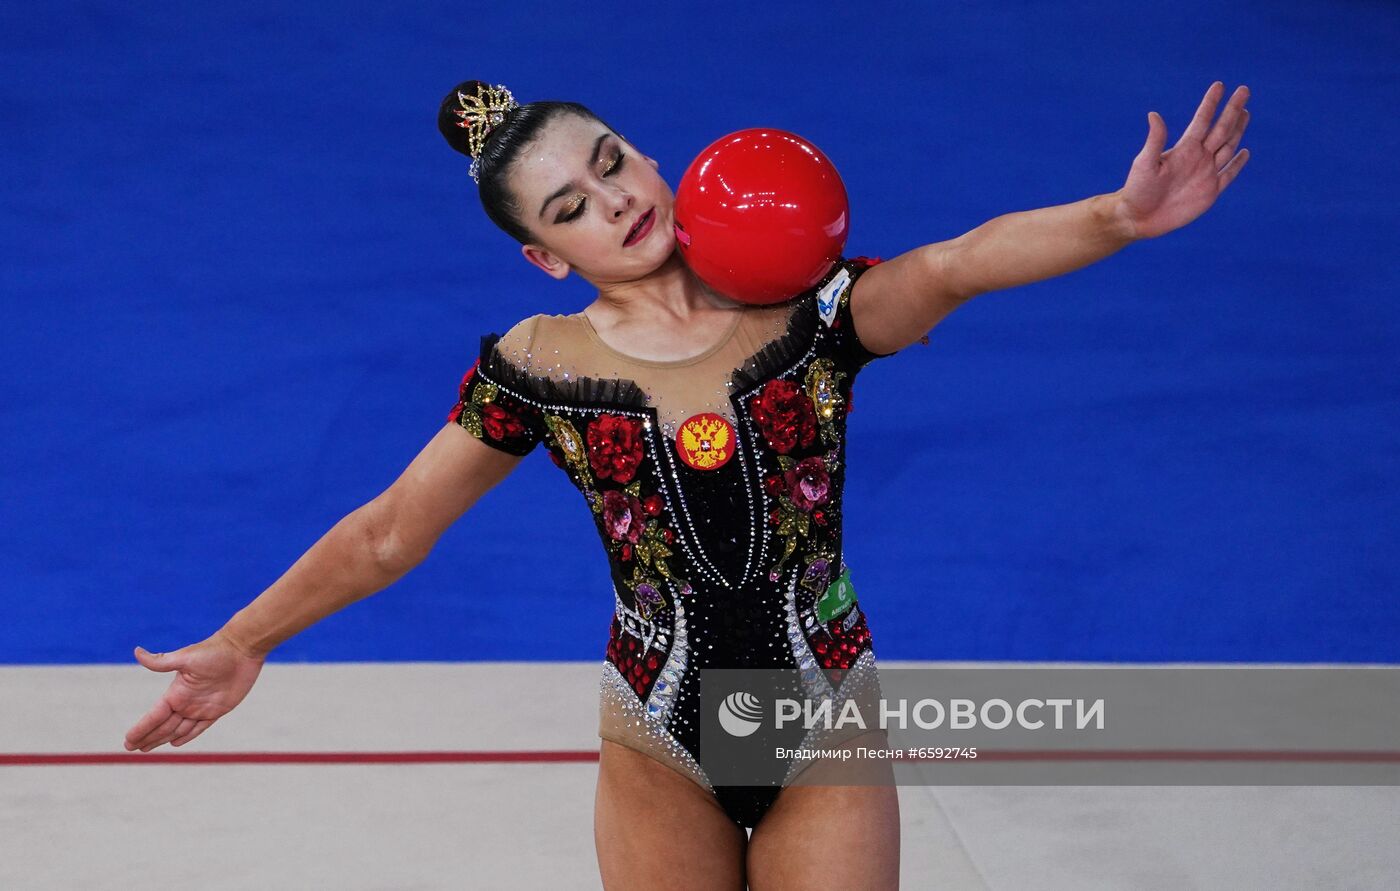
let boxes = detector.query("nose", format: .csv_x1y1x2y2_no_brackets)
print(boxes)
606,186,634,220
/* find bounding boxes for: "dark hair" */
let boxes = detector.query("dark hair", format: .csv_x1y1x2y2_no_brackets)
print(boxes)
437,80,620,245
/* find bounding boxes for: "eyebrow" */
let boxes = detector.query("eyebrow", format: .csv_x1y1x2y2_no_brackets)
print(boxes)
538,132,613,220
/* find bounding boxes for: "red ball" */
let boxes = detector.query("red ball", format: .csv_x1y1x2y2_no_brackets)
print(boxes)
673,129,849,305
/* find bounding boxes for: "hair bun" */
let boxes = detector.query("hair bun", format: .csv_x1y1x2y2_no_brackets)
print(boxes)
437,80,522,182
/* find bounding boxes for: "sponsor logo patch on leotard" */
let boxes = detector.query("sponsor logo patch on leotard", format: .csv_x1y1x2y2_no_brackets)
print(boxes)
676,411,735,471
816,266,851,328
816,566,856,622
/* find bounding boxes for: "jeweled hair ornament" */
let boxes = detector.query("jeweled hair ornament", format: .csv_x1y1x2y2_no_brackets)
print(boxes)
452,82,521,183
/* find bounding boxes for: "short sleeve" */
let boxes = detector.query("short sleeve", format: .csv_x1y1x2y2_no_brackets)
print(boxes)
446,318,547,457
818,256,900,371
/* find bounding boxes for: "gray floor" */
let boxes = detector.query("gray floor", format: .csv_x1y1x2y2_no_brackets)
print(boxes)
2,663,1395,889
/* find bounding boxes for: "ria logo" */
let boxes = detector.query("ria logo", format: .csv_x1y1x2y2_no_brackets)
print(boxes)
717,691,764,737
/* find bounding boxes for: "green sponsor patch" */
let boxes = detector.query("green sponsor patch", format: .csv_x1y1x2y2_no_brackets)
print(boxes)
816,566,856,622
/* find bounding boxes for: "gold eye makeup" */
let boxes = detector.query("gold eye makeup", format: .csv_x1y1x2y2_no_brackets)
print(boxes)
557,150,627,223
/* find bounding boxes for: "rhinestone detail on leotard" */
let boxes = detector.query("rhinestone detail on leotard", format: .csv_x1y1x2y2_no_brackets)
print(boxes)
446,256,897,829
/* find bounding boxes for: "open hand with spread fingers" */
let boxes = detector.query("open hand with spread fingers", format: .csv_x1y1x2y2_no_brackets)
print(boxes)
1115,81,1252,240
122,631,267,752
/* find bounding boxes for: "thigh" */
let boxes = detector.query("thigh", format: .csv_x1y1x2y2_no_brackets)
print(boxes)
594,739,748,891
745,761,901,890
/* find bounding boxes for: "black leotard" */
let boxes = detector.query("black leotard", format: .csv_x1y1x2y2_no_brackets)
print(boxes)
447,256,897,829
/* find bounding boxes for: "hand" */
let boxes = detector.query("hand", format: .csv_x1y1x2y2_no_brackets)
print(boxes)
122,630,267,752
1115,81,1252,240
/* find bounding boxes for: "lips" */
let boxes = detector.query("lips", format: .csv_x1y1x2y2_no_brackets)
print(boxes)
624,208,655,246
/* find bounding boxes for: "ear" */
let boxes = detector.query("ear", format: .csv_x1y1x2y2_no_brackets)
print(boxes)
521,243,571,281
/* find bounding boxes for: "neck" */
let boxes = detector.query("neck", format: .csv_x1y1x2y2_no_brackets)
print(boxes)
590,247,731,321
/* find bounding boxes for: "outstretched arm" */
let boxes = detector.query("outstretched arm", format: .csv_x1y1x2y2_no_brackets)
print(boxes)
124,425,524,752
852,81,1252,356
217,426,524,656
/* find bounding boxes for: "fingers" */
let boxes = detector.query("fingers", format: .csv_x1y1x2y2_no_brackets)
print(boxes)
1205,85,1250,155
130,711,184,752
125,708,214,752
166,717,197,745
1136,111,1168,166
134,645,178,672
1217,147,1250,190
171,720,214,747
1215,108,1250,169
124,700,174,750
1181,81,1225,145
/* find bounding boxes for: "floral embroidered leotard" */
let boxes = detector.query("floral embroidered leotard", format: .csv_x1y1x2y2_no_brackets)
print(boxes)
447,256,898,829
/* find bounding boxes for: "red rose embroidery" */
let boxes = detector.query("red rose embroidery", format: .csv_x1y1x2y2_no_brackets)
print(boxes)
783,456,830,512
602,489,646,543
588,413,645,483
481,402,526,441
751,379,818,454
763,472,786,497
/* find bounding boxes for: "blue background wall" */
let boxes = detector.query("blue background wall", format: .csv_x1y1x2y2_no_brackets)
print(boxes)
3,1,1396,663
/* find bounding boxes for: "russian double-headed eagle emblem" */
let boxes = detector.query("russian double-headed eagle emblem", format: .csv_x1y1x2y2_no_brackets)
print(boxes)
675,412,735,471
